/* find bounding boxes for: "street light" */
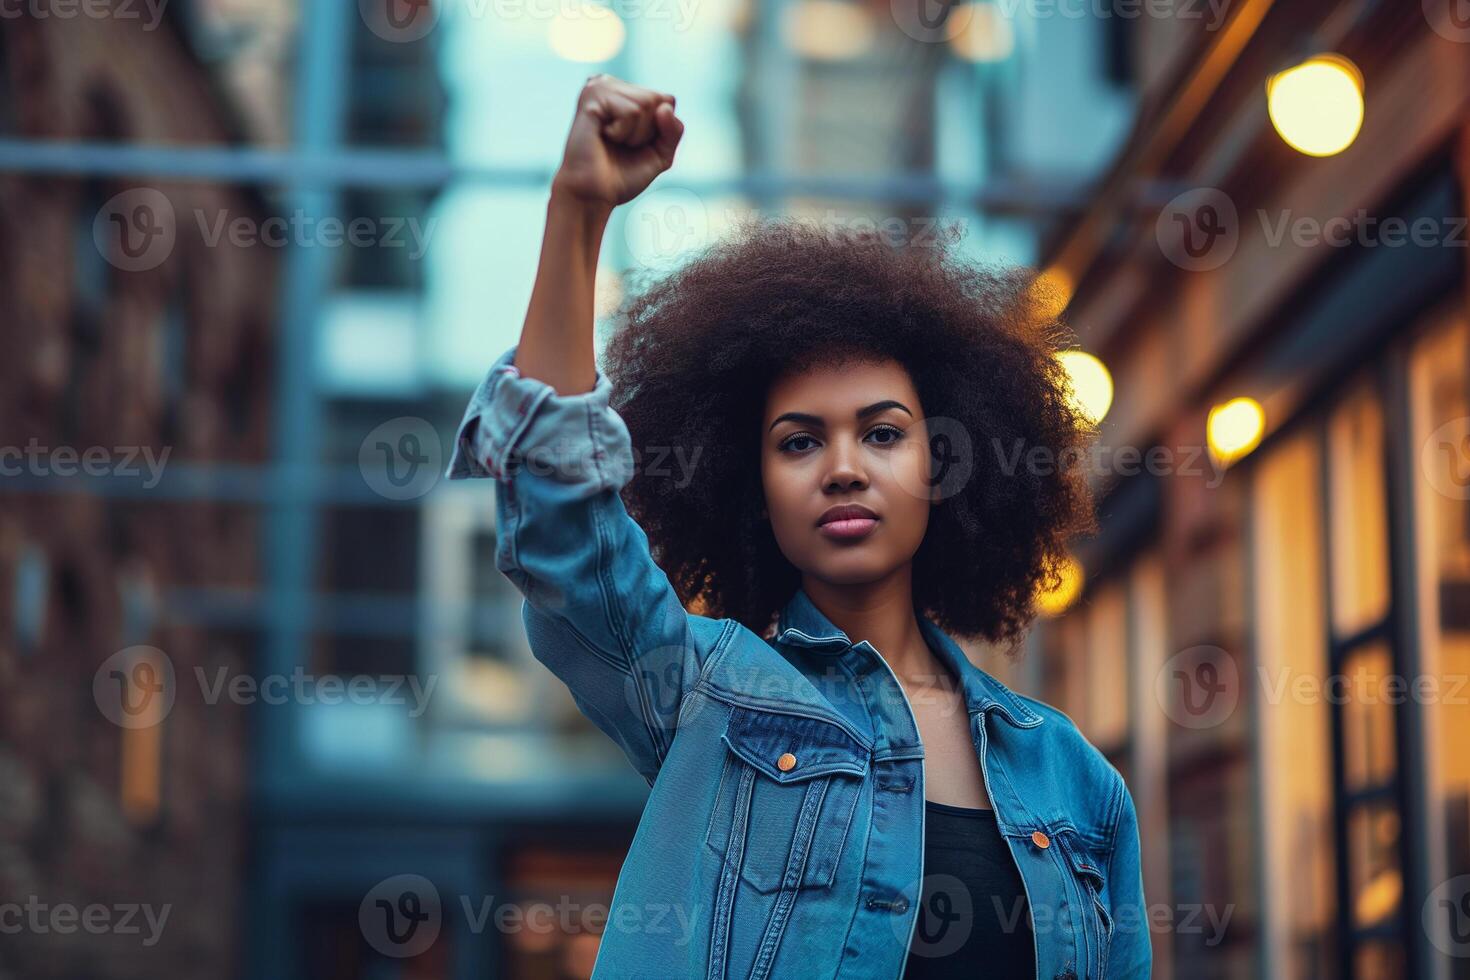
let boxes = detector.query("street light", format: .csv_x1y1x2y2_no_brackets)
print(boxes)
1057,349,1113,426
1207,396,1265,467
1266,53,1364,157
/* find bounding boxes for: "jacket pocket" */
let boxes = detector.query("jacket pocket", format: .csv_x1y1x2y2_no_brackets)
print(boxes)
1056,830,1114,979
704,704,870,893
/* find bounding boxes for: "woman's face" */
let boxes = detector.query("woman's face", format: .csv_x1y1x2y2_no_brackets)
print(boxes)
760,357,933,586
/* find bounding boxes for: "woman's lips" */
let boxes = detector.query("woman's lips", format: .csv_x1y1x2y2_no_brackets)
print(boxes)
818,517,879,540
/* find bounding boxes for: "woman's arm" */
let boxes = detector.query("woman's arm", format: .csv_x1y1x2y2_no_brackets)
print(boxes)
515,73,681,395
1104,777,1153,978
446,77,713,786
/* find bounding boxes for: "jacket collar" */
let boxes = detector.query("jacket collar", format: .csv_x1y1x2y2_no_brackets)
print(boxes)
774,587,1044,729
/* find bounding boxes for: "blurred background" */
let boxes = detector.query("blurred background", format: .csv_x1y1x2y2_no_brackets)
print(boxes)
0,0,1467,977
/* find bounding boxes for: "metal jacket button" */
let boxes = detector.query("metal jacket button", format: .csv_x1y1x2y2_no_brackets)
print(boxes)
1031,830,1051,849
777,752,797,772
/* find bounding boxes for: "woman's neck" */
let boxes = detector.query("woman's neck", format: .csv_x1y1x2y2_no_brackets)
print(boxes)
800,571,943,685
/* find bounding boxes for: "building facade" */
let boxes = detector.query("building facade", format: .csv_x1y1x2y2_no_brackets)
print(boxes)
0,8,277,979
1029,2,1470,978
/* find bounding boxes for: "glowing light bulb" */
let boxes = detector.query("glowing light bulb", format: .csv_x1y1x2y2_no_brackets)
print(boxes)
1057,349,1113,426
1036,554,1084,617
1267,54,1364,157
549,3,626,63
1207,397,1265,466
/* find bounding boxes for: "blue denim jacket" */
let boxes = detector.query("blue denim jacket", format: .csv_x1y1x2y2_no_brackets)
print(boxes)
448,344,1151,980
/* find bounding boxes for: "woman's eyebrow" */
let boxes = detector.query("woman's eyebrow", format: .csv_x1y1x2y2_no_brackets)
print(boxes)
768,400,913,432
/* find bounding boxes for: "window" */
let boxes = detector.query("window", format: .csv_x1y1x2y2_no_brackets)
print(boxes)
1252,428,1337,977
1323,374,1406,969
1082,581,1129,754
1408,309,1470,972
1327,380,1392,637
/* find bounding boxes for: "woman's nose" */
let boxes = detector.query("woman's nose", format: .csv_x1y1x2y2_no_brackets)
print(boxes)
823,441,868,492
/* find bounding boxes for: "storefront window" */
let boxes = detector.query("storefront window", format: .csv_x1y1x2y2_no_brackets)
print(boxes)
1408,309,1470,973
1324,372,1406,973
1327,379,1392,638
1083,581,1130,754
1340,642,1397,795
1166,476,1255,978
1252,428,1336,978
1347,803,1402,930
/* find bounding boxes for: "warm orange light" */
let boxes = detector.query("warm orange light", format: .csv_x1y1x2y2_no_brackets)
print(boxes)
1057,350,1113,426
1207,397,1265,466
1036,554,1084,617
1267,54,1364,157
948,3,1014,62
783,0,874,60
1029,266,1073,321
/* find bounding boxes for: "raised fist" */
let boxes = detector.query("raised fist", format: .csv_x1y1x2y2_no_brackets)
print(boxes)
552,73,684,208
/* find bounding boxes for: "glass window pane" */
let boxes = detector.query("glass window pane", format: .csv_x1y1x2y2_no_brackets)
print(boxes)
348,11,444,148
1084,581,1129,749
1128,554,1172,939
1166,478,1257,976
1341,642,1398,794
1408,310,1470,945
1352,939,1406,980
1327,378,1391,636
1347,803,1402,931
1252,429,1337,978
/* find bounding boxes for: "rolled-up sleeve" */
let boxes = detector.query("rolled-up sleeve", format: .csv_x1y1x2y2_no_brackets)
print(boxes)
447,344,634,488
446,344,715,785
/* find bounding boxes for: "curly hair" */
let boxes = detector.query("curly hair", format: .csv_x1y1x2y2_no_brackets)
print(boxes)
601,215,1098,651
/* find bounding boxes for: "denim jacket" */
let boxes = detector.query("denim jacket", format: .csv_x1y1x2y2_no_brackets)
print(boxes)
447,343,1152,980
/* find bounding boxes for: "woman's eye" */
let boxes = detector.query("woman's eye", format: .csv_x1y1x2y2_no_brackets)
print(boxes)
781,434,817,453
781,427,902,453
866,425,904,445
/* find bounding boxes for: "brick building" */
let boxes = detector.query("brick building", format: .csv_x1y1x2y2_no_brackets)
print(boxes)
0,8,277,978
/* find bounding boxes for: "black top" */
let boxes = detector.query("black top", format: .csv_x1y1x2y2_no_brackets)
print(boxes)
902,800,1036,979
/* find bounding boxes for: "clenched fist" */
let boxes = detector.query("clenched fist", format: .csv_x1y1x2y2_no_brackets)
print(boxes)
552,74,684,209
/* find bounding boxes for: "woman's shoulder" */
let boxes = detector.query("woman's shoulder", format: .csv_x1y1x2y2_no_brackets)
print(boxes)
1003,692,1133,819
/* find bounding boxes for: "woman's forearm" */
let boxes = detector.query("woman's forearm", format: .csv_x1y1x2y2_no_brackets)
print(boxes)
512,185,613,397
513,74,681,394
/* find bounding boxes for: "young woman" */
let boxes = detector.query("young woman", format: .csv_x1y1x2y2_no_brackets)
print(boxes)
448,74,1150,980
